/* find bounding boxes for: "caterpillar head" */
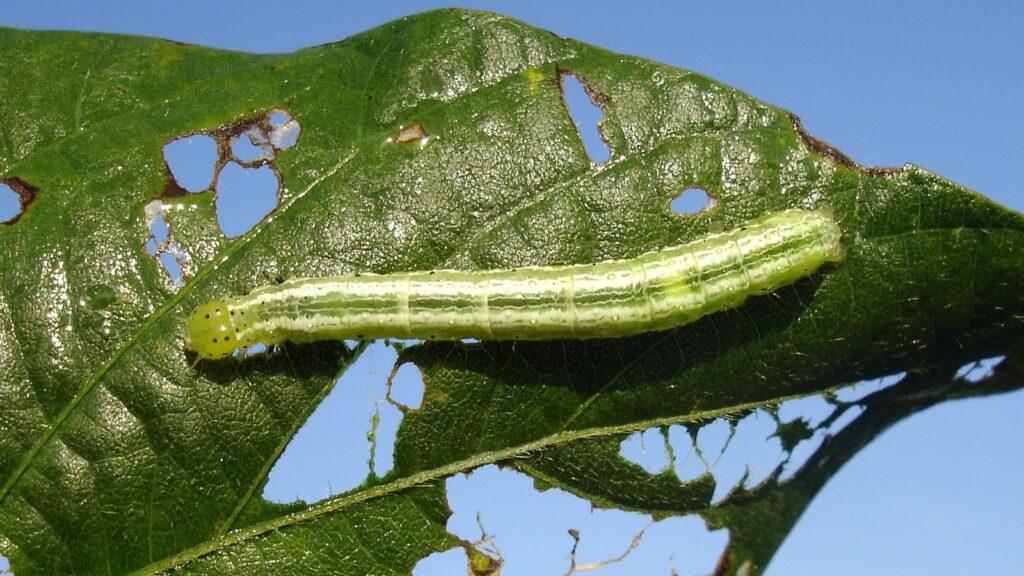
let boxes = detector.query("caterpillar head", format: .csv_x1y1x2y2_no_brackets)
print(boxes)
185,300,237,360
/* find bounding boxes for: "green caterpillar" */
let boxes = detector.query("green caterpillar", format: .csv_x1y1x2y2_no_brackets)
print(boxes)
185,208,844,359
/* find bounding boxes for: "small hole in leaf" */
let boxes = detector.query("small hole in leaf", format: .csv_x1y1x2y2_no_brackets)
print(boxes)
232,343,268,359
560,74,610,164
144,213,169,253
143,200,186,286
389,362,424,410
214,162,280,238
157,253,183,286
0,182,22,223
0,178,37,224
619,429,671,474
954,355,1004,384
695,410,784,503
834,372,906,403
268,109,301,150
826,405,863,435
268,109,290,127
231,128,274,164
163,134,218,192
670,187,716,215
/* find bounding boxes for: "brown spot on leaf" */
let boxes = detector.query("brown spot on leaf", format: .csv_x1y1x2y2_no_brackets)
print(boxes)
395,123,428,144
162,177,189,198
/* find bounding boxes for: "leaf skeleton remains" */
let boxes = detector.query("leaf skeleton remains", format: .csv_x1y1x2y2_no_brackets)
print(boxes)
185,208,844,359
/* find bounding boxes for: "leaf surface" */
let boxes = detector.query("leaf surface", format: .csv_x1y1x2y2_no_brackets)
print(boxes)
1,9,1022,575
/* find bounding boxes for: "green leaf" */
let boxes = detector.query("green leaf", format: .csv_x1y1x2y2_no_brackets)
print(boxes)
1,9,1022,575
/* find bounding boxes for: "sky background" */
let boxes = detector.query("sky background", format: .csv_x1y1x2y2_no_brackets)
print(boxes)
2,2,1022,575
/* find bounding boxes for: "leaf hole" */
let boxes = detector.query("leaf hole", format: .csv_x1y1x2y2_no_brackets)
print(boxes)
214,162,280,238
705,411,784,503
264,341,405,503
560,73,610,164
618,428,671,474
163,109,299,240
0,177,38,225
143,200,188,287
268,109,301,150
231,342,268,359
954,355,1004,384
833,371,905,403
620,410,788,503
163,134,218,192
0,182,21,223
387,361,424,410
670,187,717,215
417,466,728,575
230,128,275,164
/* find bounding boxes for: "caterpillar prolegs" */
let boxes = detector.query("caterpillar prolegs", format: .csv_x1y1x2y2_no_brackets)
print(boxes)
185,208,844,359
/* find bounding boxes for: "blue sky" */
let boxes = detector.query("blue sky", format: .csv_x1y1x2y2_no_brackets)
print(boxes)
2,2,1022,575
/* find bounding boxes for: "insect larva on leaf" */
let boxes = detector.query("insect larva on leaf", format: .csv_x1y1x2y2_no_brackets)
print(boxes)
184,208,844,359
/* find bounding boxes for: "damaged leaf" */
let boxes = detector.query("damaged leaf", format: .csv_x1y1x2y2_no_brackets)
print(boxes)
0,9,1022,576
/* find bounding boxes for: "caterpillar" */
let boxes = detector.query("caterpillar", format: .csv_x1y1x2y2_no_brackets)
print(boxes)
185,208,844,359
